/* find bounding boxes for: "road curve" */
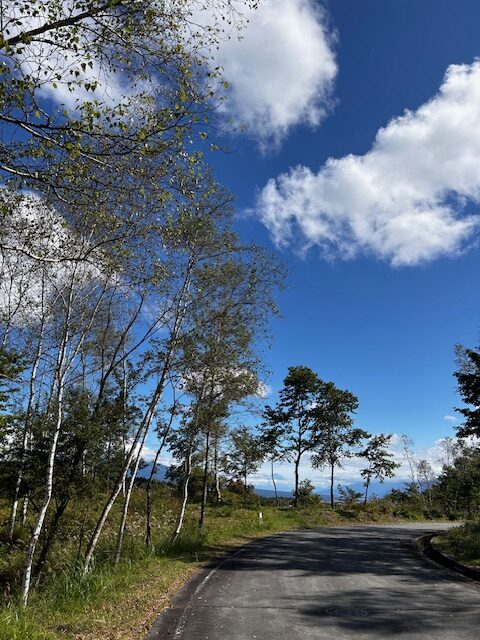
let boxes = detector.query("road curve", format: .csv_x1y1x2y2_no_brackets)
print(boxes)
146,523,480,640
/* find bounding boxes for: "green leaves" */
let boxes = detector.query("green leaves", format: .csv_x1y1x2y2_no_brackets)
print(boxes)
454,343,480,438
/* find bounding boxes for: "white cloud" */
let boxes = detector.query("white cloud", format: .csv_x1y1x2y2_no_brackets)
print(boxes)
216,0,337,146
8,1,337,146
256,61,480,265
251,431,462,490
443,414,459,423
256,381,272,399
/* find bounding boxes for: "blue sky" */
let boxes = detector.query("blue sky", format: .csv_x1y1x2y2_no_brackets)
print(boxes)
183,0,480,487
7,1,480,490
124,0,480,488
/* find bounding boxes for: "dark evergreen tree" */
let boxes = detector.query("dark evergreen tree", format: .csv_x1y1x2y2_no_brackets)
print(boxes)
311,382,365,508
264,366,322,507
454,343,480,438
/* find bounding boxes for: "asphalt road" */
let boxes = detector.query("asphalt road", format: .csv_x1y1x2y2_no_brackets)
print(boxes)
147,523,480,640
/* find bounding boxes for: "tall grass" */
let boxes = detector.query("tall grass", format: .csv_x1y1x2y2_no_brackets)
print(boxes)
0,492,430,640
439,519,480,565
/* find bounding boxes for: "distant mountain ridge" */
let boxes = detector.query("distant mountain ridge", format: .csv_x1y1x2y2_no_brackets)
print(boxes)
137,462,169,481
254,480,407,500
137,463,408,500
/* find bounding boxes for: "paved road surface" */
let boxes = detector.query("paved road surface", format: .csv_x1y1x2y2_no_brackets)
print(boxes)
147,523,480,639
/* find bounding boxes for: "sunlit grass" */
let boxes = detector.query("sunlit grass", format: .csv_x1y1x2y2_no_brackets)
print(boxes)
435,519,480,567
0,495,427,640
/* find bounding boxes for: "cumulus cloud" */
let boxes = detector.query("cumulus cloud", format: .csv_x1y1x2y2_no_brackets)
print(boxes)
216,0,337,145
251,432,463,490
8,1,337,145
256,61,480,265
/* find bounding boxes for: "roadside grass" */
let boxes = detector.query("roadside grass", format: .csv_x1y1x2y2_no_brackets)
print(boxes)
0,495,428,640
433,519,480,568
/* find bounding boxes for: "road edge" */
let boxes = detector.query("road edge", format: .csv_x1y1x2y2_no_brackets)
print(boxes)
142,530,293,640
416,533,480,583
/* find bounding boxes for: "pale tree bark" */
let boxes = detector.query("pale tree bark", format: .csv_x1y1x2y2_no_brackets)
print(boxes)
21,263,109,604
21,379,66,605
114,373,180,563
145,400,177,547
20,277,73,606
213,436,222,504
83,259,194,572
271,458,278,506
199,375,216,530
172,443,193,543
329,462,335,509
172,380,206,542
20,494,29,525
114,423,148,565
243,465,248,509
9,311,45,538
83,376,165,573
198,428,210,530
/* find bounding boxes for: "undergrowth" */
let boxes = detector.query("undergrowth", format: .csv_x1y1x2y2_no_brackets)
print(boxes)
436,519,480,566
0,492,431,640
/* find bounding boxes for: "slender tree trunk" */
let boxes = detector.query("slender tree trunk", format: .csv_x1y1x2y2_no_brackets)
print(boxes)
364,478,370,505
33,497,68,579
9,312,45,538
34,440,85,576
114,421,150,565
198,374,216,529
198,428,211,530
172,445,193,542
20,378,66,606
271,458,278,506
294,451,301,507
243,466,249,509
172,379,206,542
145,413,173,547
213,437,222,504
330,463,335,509
83,382,162,573
20,494,29,525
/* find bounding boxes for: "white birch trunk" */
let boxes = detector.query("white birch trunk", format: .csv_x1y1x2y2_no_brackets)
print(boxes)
20,358,67,606
20,494,29,524
9,318,45,538
172,446,193,542
20,262,105,604
114,422,149,565
214,436,222,504
82,387,161,573
82,259,193,572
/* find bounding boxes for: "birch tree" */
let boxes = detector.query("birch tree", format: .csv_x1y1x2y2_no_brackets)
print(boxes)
0,0,258,209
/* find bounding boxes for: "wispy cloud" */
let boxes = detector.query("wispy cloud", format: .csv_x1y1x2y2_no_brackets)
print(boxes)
443,414,459,423
256,61,480,265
